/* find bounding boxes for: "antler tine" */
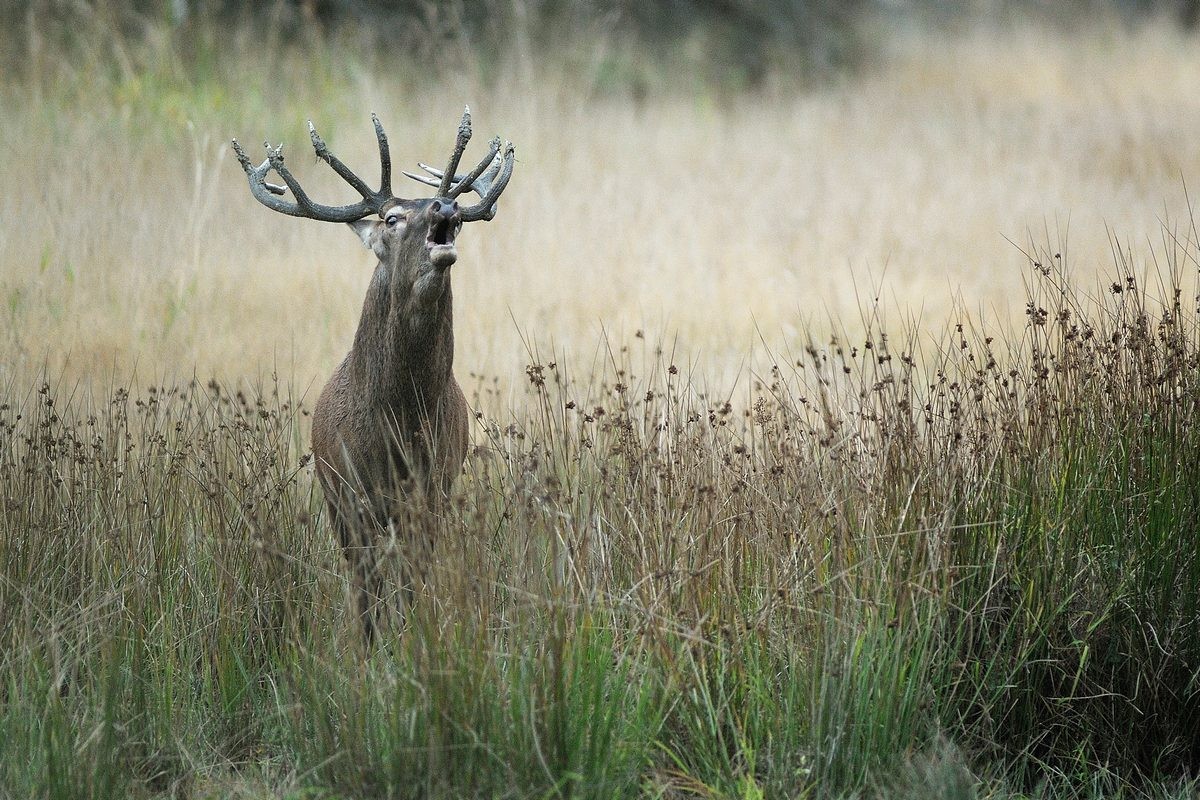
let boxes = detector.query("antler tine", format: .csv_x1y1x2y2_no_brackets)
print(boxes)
450,136,502,199
308,121,376,200
401,164,441,189
372,113,392,196
436,106,473,196
232,116,397,223
459,141,515,222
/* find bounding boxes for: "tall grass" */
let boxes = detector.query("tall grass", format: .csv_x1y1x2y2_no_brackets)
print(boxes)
4,232,1200,797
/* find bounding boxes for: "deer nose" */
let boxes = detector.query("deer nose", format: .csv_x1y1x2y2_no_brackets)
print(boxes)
431,199,459,219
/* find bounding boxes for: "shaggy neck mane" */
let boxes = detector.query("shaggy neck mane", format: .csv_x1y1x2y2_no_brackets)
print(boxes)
348,264,455,416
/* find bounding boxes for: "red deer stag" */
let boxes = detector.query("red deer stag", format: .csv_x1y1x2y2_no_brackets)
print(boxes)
232,109,515,641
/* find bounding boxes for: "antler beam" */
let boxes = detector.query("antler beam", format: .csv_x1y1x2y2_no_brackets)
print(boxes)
232,114,395,223
404,135,516,222
436,107,473,196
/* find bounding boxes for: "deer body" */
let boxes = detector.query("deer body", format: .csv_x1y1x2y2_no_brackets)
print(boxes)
233,110,514,640
311,221,470,631
311,264,468,501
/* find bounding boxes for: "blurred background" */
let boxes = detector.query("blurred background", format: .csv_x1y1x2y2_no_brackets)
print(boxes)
2,0,1199,396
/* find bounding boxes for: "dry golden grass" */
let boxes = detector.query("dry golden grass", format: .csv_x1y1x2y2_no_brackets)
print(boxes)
2,16,1199,399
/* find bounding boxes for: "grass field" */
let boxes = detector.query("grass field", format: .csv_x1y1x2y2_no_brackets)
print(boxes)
3,7,1200,798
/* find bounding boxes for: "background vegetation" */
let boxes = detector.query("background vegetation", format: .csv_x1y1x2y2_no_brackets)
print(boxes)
2,2,1200,798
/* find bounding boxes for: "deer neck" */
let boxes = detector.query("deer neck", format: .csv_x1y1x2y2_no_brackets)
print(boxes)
348,262,455,415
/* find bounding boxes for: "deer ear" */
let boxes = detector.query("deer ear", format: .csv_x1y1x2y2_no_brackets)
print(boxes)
348,218,381,250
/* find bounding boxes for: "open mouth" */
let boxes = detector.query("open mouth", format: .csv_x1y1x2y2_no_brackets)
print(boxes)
426,217,459,267
428,217,457,247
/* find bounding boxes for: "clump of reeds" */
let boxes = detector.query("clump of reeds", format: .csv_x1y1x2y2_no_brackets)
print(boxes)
2,230,1199,798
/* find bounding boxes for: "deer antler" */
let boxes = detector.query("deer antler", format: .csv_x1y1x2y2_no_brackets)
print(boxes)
232,114,394,223
403,107,517,222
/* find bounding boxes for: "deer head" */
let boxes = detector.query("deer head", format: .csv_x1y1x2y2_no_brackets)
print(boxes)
232,107,515,283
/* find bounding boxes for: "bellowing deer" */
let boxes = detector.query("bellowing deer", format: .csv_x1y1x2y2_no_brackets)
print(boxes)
232,110,515,641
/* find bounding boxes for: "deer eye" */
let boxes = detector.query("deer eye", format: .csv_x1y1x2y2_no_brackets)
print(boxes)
385,212,403,226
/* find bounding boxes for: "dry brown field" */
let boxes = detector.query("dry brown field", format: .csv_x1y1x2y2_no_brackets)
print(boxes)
3,18,1198,400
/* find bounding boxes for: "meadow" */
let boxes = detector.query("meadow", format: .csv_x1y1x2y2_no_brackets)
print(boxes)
2,5,1200,798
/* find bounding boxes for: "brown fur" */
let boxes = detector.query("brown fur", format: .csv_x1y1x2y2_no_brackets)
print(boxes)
311,198,470,641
